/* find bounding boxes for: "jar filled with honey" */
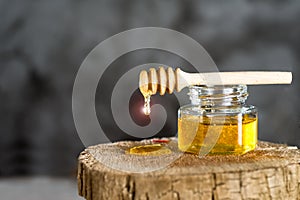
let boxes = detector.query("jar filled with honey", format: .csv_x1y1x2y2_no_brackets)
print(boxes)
178,85,258,155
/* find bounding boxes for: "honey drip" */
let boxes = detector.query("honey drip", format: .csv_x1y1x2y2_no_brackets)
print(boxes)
127,144,171,156
140,86,152,115
178,114,257,155
143,94,151,115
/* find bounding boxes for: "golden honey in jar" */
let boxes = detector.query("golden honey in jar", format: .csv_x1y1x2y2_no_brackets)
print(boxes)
178,85,258,155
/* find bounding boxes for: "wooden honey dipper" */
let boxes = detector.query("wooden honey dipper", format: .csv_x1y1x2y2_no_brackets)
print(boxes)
139,67,292,115
139,67,292,95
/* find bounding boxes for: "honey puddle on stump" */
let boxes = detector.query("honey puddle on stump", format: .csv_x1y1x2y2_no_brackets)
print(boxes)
126,144,171,156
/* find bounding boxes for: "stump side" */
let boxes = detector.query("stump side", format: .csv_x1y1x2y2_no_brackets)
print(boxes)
78,139,300,200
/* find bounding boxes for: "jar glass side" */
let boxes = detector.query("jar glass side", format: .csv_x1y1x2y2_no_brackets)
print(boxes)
178,85,258,155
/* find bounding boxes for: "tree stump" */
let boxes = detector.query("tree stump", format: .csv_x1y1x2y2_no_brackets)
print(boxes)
78,138,300,200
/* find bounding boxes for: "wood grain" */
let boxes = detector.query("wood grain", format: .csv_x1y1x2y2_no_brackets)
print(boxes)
177,70,292,91
139,68,292,95
78,138,300,200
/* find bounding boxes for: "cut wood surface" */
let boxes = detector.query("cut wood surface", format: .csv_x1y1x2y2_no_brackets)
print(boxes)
78,138,300,200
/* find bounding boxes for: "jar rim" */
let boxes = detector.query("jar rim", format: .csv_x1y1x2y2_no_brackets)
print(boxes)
188,84,247,89
188,84,248,106
189,85,247,95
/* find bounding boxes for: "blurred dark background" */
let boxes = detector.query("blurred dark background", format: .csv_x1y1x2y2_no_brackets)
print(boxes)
0,0,299,198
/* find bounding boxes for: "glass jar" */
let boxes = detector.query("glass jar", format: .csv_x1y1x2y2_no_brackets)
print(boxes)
178,85,258,155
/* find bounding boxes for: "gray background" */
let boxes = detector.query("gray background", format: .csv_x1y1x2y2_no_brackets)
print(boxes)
0,0,299,198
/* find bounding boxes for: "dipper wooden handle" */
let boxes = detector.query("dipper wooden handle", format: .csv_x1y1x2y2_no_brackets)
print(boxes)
139,67,292,95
